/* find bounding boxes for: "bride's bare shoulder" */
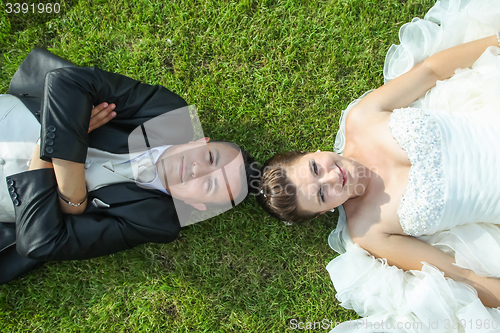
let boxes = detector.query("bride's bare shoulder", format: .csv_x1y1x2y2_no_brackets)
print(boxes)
346,103,391,132
344,198,402,248
344,201,380,243
348,216,392,251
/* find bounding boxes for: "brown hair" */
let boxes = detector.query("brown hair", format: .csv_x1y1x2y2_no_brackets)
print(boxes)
256,151,320,223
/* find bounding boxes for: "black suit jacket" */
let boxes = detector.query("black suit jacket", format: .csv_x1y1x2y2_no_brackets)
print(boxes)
1,48,190,283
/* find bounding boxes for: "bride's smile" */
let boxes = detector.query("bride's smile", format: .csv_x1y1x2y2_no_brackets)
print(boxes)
336,164,347,188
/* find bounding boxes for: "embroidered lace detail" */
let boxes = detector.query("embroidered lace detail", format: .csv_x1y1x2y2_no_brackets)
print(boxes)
389,108,445,236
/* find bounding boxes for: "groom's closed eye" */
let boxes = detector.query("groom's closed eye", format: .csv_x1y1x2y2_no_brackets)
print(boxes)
206,177,219,196
214,148,220,167
207,146,220,168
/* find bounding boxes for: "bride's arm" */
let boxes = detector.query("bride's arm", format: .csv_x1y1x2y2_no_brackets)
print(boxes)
357,35,499,113
358,233,500,308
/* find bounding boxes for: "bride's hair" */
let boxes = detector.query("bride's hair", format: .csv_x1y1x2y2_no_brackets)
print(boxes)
257,151,320,223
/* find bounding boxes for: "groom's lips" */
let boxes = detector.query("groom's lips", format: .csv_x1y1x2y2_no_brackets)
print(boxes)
179,157,184,183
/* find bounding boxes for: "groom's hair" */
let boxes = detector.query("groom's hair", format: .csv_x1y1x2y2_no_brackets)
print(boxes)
256,151,319,223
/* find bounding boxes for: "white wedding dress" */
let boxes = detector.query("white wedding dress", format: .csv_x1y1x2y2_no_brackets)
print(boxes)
327,0,500,332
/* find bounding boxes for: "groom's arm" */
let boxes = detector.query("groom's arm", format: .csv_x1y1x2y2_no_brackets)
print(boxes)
39,66,187,163
36,67,186,214
7,169,180,261
27,144,88,215
28,102,116,215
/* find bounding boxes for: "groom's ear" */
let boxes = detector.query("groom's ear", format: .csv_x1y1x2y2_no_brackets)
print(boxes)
184,200,207,211
192,137,210,143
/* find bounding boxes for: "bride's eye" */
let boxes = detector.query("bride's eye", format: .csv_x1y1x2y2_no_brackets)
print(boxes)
319,187,325,203
209,151,214,165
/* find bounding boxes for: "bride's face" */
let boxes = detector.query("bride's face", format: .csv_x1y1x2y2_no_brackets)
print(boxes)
287,151,358,215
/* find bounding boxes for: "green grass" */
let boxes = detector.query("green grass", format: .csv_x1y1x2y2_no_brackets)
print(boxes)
0,0,435,331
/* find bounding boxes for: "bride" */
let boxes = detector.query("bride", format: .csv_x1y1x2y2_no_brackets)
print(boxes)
257,0,500,331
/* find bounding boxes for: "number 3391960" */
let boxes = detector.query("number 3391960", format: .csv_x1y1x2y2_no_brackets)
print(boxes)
5,3,61,14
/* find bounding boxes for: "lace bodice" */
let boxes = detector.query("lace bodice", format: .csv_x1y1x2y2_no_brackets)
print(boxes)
389,107,500,236
389,108,445,236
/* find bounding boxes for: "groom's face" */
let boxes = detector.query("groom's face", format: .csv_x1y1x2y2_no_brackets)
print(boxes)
157,139,245,210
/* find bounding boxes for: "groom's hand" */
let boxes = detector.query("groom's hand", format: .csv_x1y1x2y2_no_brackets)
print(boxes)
88,102,116,133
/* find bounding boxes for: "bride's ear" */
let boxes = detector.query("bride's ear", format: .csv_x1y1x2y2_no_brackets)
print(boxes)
317,208,335,217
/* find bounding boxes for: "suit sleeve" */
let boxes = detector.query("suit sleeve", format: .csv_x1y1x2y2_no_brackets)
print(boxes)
7,169,180,261
39,66,187,163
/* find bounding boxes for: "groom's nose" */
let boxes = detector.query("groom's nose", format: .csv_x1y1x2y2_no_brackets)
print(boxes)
190,161,214,180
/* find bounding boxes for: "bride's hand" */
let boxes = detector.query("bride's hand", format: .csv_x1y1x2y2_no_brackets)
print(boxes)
88,102,116,133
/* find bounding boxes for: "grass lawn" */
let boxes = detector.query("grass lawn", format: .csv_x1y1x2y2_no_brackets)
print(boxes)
1,0,435,331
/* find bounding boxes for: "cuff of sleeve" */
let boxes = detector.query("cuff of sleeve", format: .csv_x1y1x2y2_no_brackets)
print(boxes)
39,69,92,163
7,169,61,257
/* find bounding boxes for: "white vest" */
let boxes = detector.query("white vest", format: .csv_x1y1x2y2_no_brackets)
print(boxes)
0,95,40,222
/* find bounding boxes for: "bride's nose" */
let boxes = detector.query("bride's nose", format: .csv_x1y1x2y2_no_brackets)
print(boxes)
321,168,340,187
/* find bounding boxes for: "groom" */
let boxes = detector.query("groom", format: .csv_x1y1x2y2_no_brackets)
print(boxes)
0,48,256,284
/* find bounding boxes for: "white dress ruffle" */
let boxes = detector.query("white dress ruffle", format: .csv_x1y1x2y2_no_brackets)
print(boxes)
328,208,500,333
328,0,500,332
